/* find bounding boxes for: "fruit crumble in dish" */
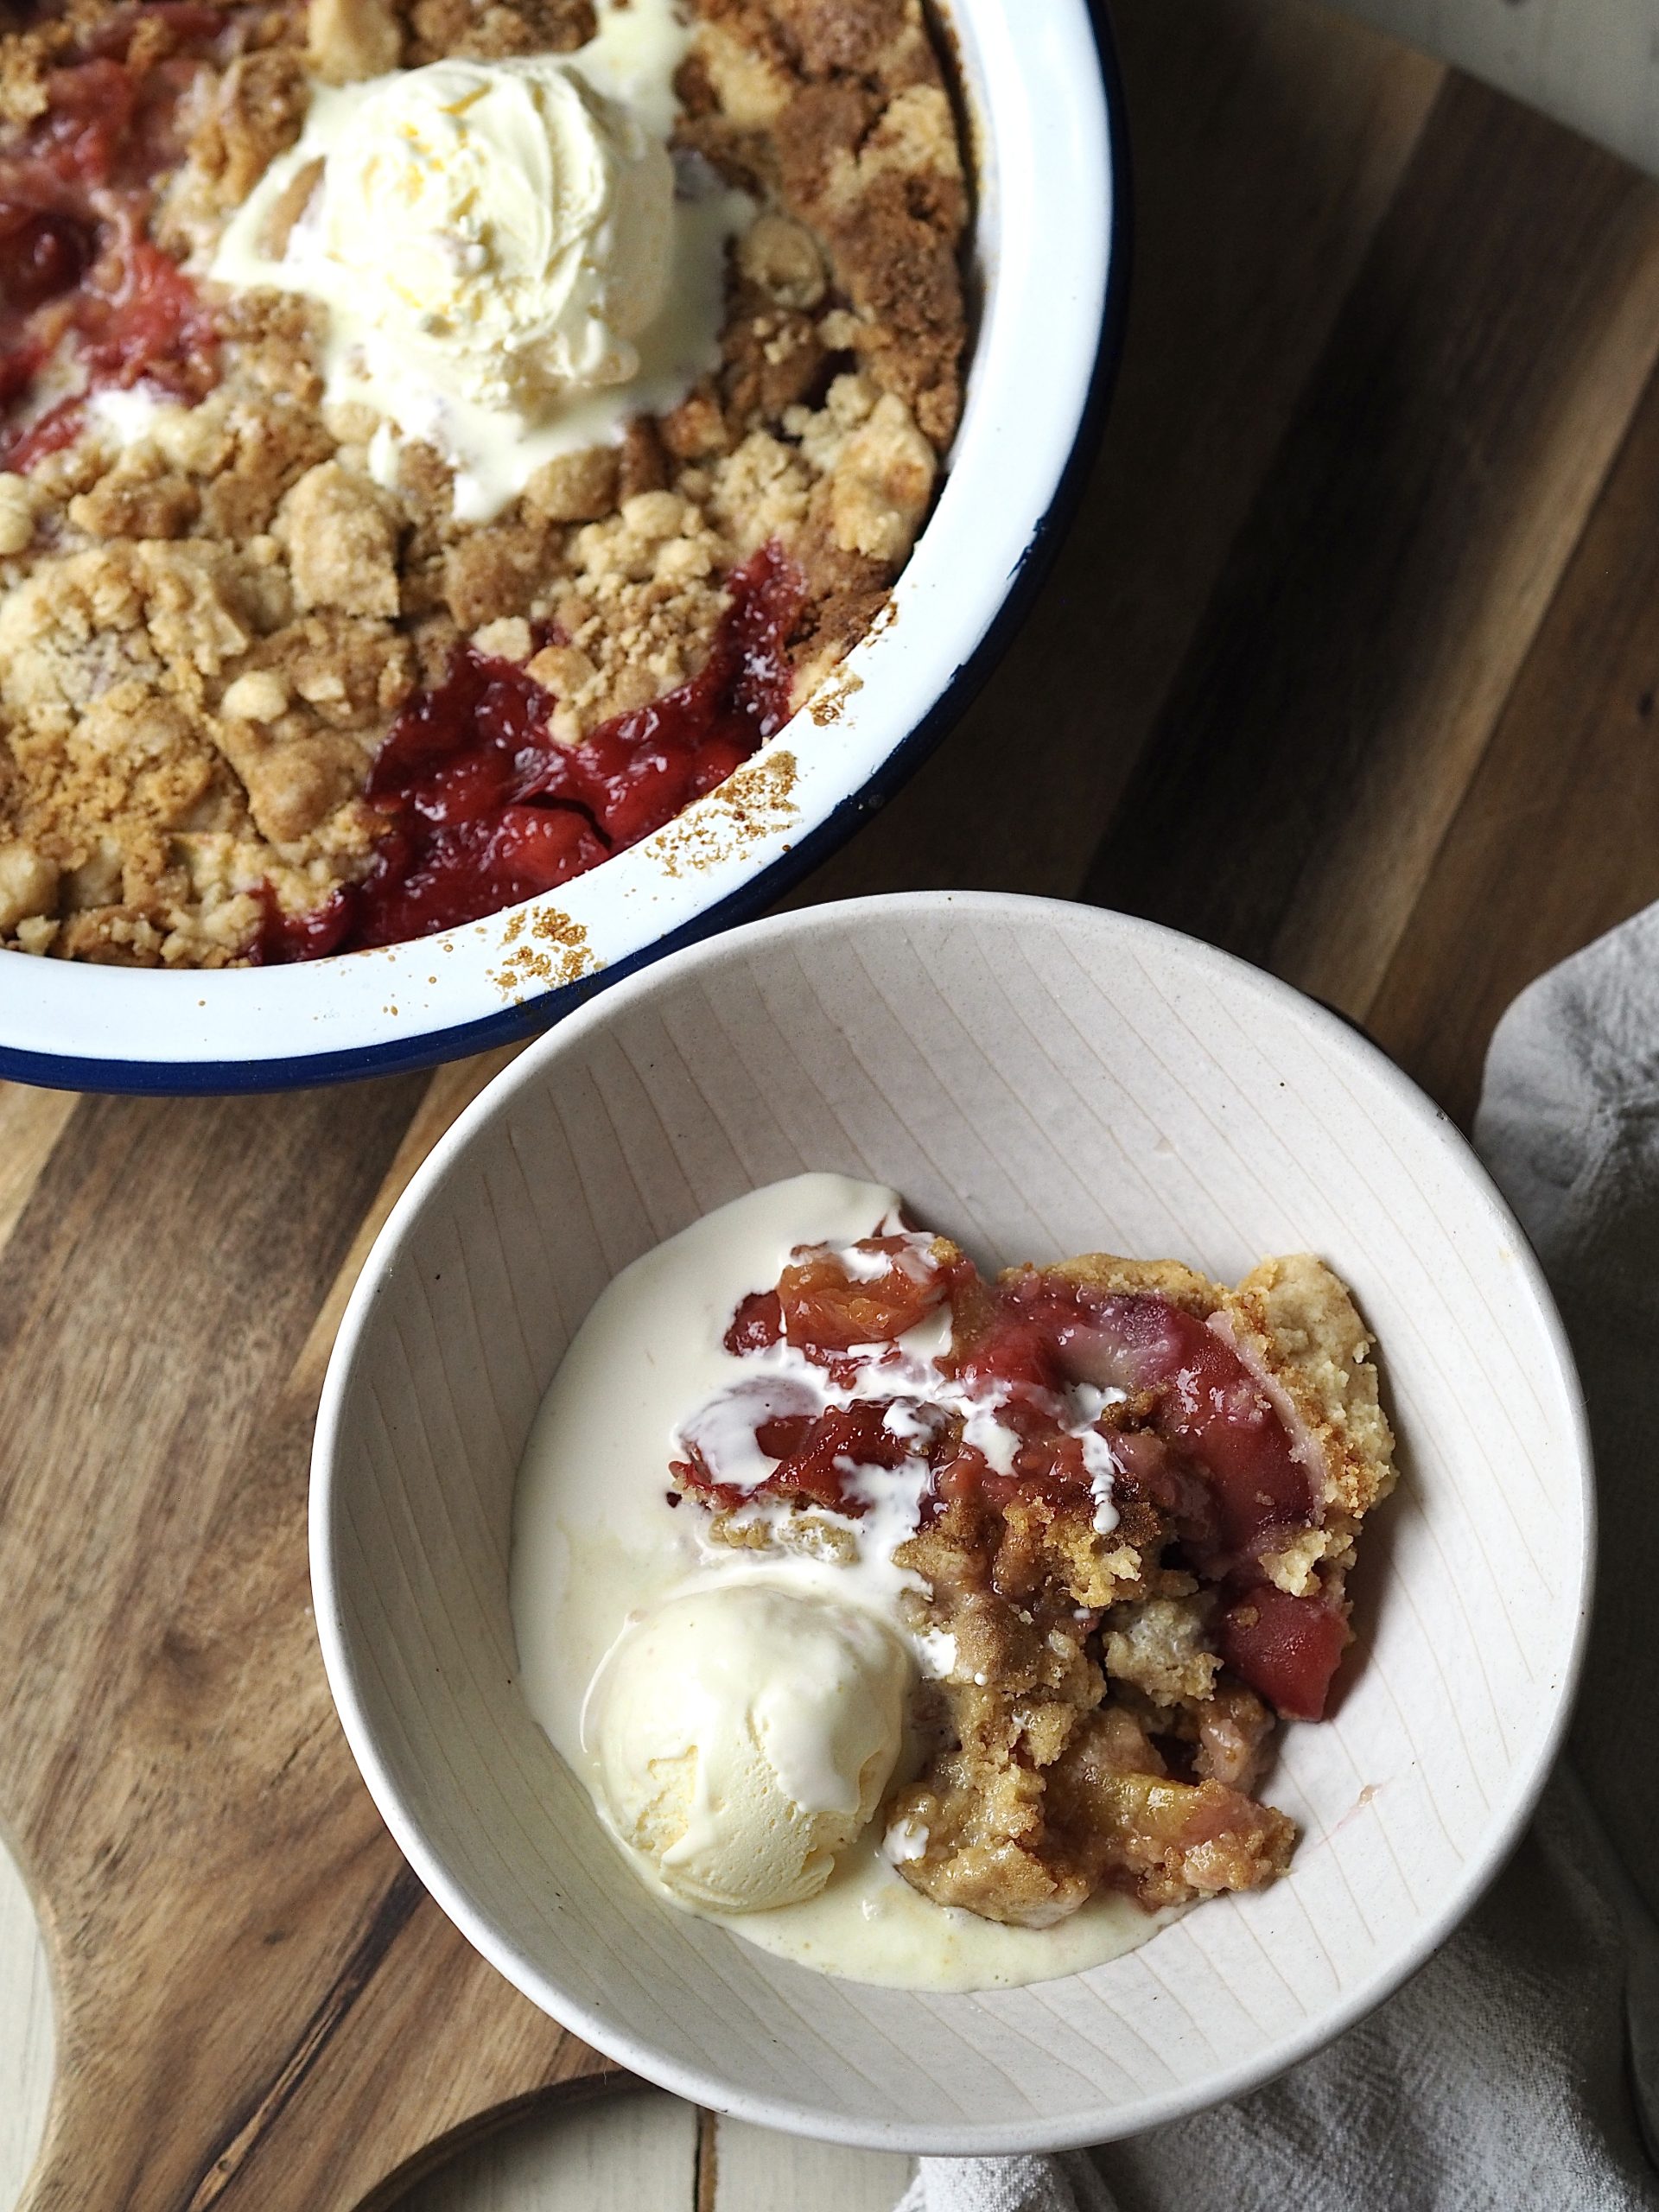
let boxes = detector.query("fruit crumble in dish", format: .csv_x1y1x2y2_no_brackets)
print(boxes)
512,1177,1398,1988
0,0,967,965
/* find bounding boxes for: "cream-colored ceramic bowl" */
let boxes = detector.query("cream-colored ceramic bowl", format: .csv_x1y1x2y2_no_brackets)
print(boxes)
310,893,1592,2152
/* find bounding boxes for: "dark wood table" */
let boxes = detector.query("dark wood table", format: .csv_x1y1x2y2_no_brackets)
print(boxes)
5,1,1658,2203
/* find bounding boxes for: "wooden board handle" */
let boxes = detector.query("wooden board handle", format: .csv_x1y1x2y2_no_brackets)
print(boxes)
0,1083,616,2212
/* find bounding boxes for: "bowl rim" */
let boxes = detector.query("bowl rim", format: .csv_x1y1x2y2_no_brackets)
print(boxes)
0,1,1133,1098
310,887,1596,2154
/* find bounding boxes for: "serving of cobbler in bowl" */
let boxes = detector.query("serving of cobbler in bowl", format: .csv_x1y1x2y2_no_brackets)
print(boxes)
497,1172,1397,1995
0,0,1124,1087
311,893,1592,2151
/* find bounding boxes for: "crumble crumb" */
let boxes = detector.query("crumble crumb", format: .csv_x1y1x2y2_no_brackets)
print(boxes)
0,474,41,556
308,0,403,83
0,841,58,934
524,445,621,523
279,461,403,619
1103,1596,1221,1709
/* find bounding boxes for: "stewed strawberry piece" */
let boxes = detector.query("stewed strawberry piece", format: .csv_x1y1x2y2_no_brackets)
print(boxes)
778,1243,942,1354
1218,1582,1350,1722
996,1274,1317,1571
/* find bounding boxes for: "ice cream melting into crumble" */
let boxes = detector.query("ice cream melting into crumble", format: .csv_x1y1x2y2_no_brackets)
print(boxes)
510,1174,1173,1992
670,1240,1128,1562
512,1169,1400,1985
211,0,752,518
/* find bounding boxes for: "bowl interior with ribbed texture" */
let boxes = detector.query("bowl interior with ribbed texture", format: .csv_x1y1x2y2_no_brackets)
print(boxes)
312,893,1590,2151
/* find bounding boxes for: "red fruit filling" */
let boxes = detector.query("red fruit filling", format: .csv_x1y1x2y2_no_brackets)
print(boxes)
960,1265,1327,1574
722,1289,783,1356
0,16,226,469
778,1233,958,1355
1219,1582,1349,1723
681,1230,1350,1722
676,1398,938,1517
256,541,803,961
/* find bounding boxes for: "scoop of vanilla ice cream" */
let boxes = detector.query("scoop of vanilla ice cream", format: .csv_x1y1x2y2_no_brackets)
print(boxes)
313,54,672,415
207,10,753,522
588,1585,910,1913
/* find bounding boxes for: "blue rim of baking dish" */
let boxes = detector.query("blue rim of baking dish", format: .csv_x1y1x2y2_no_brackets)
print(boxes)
0,2,1133,1096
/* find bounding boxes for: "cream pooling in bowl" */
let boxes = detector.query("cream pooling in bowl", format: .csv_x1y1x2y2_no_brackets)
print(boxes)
510,1172,1173,1990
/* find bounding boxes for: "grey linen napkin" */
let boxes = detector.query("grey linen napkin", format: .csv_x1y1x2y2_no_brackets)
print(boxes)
900,906,1659,2212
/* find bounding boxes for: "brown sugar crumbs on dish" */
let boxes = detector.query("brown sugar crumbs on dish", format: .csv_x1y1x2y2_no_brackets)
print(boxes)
806,664,863,725
0,0,968,966
645,745,798,877
486,905,597,995
677,1228,1397,1929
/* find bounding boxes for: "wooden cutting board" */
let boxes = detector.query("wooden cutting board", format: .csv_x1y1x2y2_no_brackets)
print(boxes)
7,0,1659,2202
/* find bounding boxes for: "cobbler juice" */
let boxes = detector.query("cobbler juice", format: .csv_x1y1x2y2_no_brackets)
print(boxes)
257,541,802,957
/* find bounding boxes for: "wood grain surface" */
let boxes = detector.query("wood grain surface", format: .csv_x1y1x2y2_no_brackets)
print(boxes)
6,0,1659,2202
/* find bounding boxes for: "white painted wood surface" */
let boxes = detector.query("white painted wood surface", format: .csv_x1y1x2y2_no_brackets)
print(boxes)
0,1846,51,2206
1,0,1650,2202
709,2115,914,2212
398,2092,698,2212
392,2096,913,2212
